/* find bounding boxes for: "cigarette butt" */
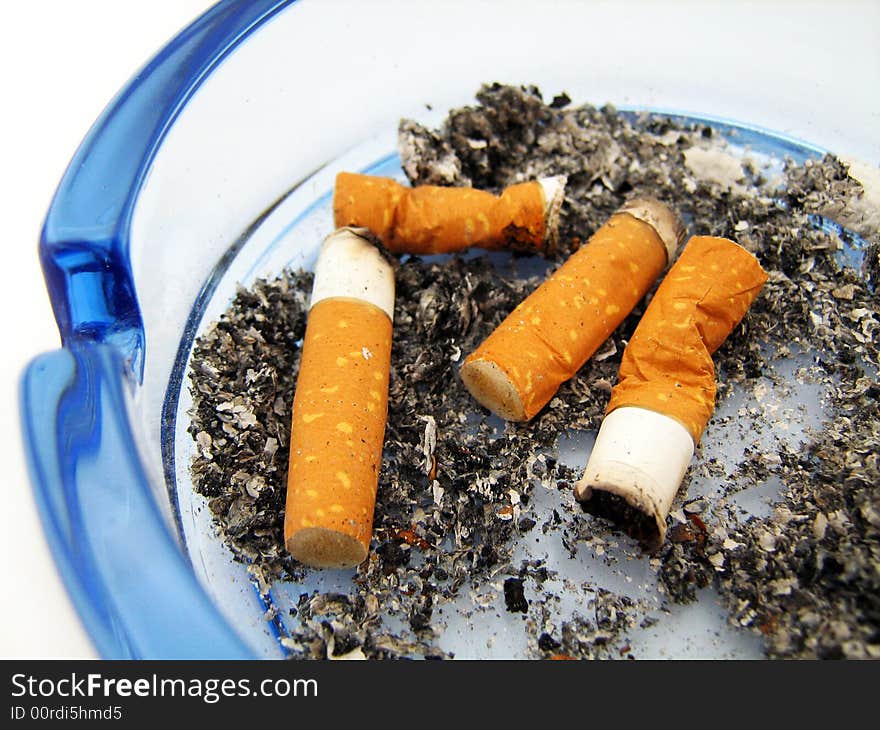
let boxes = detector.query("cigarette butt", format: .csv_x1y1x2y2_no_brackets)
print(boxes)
284,228,394,568
575,235,768,549
575,407,694,550
460,199,685,421
333,171,566,255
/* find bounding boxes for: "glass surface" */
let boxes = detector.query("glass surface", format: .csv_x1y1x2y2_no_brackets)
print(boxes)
20,0,874,658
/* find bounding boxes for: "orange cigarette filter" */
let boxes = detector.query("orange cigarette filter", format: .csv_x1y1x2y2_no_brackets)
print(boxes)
460,199,685,421
575,235,768,549
333,171,565,255
284,228,394,568
605,235,769,442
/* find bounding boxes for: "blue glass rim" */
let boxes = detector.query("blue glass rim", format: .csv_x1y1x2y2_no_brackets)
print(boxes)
20,0,844,660
20,0,299,660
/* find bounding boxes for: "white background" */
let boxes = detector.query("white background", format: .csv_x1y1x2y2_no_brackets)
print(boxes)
1,1,213,659
1,0,878,659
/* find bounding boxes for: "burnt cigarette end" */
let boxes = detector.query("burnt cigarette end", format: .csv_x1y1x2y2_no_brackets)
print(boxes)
574,406,694,550
539,175,567,253
340,225,399,270
618,198,687,263
577,488,663,553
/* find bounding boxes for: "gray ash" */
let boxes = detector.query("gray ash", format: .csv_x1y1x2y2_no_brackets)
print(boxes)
188,274,310,576
189,83,878,659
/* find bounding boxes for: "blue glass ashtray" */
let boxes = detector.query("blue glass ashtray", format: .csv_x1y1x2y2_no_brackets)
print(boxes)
20,0,872,658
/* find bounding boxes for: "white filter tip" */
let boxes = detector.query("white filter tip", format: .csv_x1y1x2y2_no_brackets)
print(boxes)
538,175,567,250
575,406,695,547
310,227,395,319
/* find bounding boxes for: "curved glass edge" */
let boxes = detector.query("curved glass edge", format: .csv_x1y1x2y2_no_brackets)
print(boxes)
39,0,296,381
20,345,253,659
22,0,302,659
